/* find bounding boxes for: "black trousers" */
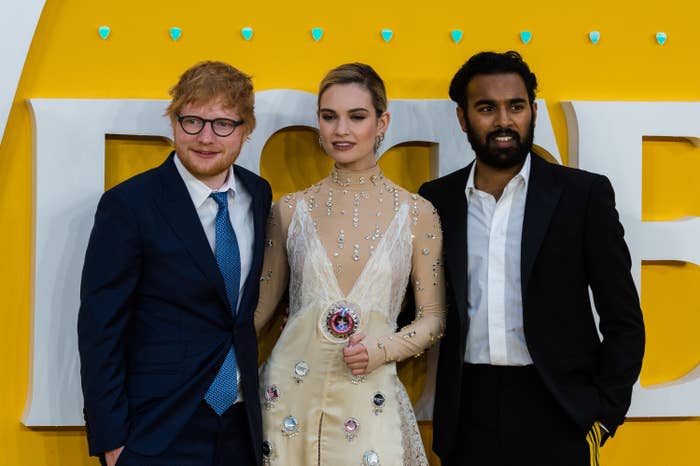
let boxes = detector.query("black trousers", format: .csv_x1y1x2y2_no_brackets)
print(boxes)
102,402,255,466
443,364,594,466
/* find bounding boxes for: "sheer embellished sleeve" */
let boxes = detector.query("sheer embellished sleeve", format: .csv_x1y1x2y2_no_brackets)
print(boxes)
364,196,446,373
254,199,293,333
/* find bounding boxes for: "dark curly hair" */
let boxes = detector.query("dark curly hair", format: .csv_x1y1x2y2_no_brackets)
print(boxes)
449,51,538,110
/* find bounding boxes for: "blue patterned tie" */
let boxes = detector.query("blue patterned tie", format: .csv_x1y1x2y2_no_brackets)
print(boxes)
204,191,241,415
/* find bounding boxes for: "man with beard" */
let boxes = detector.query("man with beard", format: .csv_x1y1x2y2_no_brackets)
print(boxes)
78,61,270,466
419,51,644,466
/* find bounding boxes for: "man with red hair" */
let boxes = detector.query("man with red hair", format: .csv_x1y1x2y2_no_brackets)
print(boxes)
79,61,270,466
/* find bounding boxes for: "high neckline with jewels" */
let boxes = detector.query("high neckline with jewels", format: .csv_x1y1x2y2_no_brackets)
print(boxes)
331,165,384,188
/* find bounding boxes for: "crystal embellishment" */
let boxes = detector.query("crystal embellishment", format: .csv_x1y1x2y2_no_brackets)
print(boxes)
97,25,111,40
381,28,393,43
311,27,324,42
262,440,273,465
169,27,182,41
363,450,380,466
264,385,280,409
372,391,386,415
656,32,667,46
241,27,254,41
262,441,272,456
293,361,310,383
344,417,360,441
520,30,532,44
349,374,367,384
282,415,300,436
321,300,361,342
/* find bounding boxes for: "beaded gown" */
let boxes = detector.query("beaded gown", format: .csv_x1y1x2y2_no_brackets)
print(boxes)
255,166,445,466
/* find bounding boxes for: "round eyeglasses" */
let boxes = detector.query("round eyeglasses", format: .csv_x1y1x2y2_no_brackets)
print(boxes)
177,115,245,137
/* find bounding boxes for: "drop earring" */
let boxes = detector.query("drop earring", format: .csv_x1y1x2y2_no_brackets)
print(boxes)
374,133,384,154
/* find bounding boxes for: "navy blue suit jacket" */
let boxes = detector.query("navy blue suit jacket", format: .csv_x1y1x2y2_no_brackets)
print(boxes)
78,152,271,463
420,154,645,461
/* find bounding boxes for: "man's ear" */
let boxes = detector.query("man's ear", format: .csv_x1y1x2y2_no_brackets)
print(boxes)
531,101,538,128
456,106,468,133
239,124,253,143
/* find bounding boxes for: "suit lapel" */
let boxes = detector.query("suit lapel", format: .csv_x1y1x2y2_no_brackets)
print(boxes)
234,166,265,318
521,154,562,296
155,153,230,309
441,165,471,329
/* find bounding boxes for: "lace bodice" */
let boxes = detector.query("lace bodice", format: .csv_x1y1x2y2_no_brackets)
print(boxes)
255,165,445,372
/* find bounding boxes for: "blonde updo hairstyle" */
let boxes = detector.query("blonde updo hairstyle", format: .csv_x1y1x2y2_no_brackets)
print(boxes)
317,62,388,117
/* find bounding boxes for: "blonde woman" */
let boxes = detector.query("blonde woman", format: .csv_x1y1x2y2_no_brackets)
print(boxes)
255,63,445,466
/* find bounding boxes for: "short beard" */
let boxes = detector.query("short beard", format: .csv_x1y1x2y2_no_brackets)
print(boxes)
466,114,535,170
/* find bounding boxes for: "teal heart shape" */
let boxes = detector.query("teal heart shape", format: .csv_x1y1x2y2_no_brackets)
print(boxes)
98,25,111,40
381,29,393,43
519,31,532,44
169,27,182,41
588,30,600,44
241,27,253,41
450,29,463,44
656,32,667,45
311,27,324,42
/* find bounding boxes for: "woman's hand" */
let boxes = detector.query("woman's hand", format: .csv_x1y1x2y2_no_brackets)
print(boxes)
343,333,369,375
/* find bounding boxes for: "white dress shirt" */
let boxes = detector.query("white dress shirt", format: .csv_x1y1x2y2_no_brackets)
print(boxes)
174,154,254,402
464,154,533,366
174,155,254,310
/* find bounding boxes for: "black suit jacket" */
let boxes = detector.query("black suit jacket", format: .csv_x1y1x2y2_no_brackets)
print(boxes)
78,152,271,463
420,154,644,461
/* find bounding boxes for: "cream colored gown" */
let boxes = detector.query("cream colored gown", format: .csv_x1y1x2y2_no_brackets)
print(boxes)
255,166,445,466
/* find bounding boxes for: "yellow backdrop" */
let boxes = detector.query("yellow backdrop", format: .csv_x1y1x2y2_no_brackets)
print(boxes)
2,0,699,464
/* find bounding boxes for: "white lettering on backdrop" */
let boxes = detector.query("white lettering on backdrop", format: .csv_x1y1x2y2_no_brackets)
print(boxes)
564,101,700,417
0,0,45,143
23,94,692,426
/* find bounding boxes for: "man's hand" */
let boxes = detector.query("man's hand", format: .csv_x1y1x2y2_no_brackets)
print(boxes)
104,446,124,466
343,333,369,375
